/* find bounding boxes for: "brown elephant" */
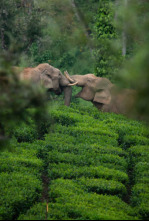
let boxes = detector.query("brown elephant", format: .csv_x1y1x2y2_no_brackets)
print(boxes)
15,63,77,106
64,71,137,115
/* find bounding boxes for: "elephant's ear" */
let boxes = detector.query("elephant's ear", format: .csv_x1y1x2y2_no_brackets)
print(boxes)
93,89,111,105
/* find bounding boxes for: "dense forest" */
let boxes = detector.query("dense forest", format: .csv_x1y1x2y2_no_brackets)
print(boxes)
0,0,149,220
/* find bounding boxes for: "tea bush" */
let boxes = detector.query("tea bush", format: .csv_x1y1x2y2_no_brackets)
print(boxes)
1,103,149,220
48,163,128,184
128,145,149,220
129,146,149,165
47,150,127,171
48,179,136,220
12,123,38,143
77,177,127,198
54,124,118,147
0,141,44,220
134,162,149,184
131,184,149,220
0,172,42,220
18,203,48,220
122,136,149,149
0,152,43,177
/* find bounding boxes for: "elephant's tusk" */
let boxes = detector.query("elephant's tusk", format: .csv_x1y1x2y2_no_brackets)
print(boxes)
68,82,78,86
64,71,75,83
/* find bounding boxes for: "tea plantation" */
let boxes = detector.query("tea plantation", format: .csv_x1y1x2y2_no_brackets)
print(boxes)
0,104,149,220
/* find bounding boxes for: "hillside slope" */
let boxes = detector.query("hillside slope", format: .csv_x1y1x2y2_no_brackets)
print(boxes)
0,104,149,220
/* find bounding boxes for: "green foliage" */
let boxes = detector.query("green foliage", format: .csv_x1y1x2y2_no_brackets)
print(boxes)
122,136,149,150
77,177,127,198
93,0,122,80
28,0,96,74
48,163,128,184
74,0,99,33
0,149,43,177
0,140,44,220
0,50,48,149
131,184,149,220
1,102,149,220
0,172,42,220
18,203,47,220
115,0,149,122
13,122,38,143
0,0,42,52
1,0,149,220
48,179,136,220
134,162,149,184
128,145,149,219
129,146,149,165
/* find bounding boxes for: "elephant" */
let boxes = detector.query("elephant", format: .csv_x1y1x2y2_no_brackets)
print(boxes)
64,71,137,115
16,63,77,106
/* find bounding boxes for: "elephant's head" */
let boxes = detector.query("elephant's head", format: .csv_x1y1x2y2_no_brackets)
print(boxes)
37,64,77,106
64,71,137,115
64,71,113,106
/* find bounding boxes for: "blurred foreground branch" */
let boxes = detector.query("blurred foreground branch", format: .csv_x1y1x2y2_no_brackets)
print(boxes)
0,50,47,149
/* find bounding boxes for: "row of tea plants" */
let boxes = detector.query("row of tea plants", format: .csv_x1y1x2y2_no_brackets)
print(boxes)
0,104,149,220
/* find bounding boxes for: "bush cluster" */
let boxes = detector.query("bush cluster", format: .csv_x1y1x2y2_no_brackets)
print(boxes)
1,104,149,220
129,145,149,220
0,142,43,220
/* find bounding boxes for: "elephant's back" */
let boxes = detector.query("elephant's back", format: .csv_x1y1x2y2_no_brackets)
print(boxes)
20,68,40,83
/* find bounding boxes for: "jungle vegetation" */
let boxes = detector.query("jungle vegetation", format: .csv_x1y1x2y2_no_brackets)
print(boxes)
0,0,149,220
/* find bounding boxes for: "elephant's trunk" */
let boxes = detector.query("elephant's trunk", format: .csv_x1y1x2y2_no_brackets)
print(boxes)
59,73,73,106
63,86,72,106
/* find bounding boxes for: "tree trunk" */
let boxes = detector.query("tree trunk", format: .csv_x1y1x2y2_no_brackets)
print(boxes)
0,28,5,50
71,0,93,56
122,0,128,56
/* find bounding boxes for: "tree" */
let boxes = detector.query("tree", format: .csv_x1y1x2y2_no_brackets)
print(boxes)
122,0,128,56
93,0,122,80
0,0,42,53
116,0,149,122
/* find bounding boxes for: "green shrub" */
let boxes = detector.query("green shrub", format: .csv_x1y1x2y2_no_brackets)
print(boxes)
13,123,38,143
0,152,43,177
47,151,127,171
14,142,44,158
129,146,149,164
18,201,137,220
50,109,81,126
18,202,70,220
77,178,127,198
0,172,42,220
69,123,118,138
18,203,48,220
54,124,118,147
90,144,127,157
48,163,128,184
44,133,76,151
49,179,137,220
134,162,149,184
128,145,149,220
122,136,149,149
131,183,149,220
